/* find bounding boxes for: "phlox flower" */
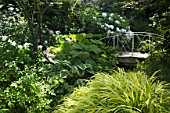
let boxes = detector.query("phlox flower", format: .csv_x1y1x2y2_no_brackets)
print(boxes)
49,30,54,34
43,48,50,54
38,45,43,49
47,53,56,59
37,38,40,44
42,30,46,33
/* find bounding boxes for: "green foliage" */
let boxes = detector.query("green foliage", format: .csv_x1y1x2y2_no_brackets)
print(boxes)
1,67,52,113
55,69,170,113
0,4,27,43
48,33,117,72
137,53,170,82
40,33,118,106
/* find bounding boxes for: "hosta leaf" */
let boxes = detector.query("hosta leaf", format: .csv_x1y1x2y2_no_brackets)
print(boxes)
59,78,64,83
60,70,70,78
85,58,97,67
70,51,79,58
71,66,81,77
88,45,102,54
90,39,104,45
71,43,82,50
48,58,59,64
77,63,86,71
79,52,90,62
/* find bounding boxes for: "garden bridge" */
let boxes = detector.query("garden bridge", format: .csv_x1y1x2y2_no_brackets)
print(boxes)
100,32,164,65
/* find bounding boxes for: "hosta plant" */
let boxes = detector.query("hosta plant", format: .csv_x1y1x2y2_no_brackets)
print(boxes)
55,69,170,113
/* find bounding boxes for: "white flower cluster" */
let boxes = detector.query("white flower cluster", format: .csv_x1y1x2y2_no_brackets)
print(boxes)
99,12,130,35
8,39,16,46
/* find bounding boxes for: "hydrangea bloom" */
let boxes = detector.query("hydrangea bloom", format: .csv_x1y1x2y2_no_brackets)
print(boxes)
115,20,120,24
108,25,114,29
121,28,126,33
18,45,23,49
110,13,113,17
102,12,107,17
109,17,113,21
116,27,120,32
8,7,14,11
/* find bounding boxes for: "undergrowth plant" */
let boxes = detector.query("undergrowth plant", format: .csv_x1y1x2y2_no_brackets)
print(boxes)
55,68,170,113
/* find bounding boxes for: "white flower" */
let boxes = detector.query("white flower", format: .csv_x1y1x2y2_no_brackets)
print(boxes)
105,23,108,26
8,7,14,11
101,25,104,28
110,13,113,17
122,19,125,22
120,17,123,20
108,25,114,29
44,40,48,44
18,45,23,49
65,38,71,42
102,12,107,17
149,24,152,26
38,45,43,49
97,22,101,25
11,41,16,46
8,39,12,43
107,30,113,34
109,17,113,21
121,28,126,33
23,42,31,48
93,16,97,20
1,36,8,41
115,20,120,24
153,22,156,26
116,27,120,32
126,30,134,40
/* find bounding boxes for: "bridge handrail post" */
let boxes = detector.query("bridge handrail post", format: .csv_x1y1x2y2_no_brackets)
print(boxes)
132,33,134,56
113,36,115,49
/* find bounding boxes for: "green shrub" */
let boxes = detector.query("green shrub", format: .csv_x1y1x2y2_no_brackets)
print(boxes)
136,53,170,82
55,69,170,113
0,66,53,113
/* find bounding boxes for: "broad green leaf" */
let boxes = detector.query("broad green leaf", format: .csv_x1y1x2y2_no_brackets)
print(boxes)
90,39,103,45
79,52,90,62
88,45,102,54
